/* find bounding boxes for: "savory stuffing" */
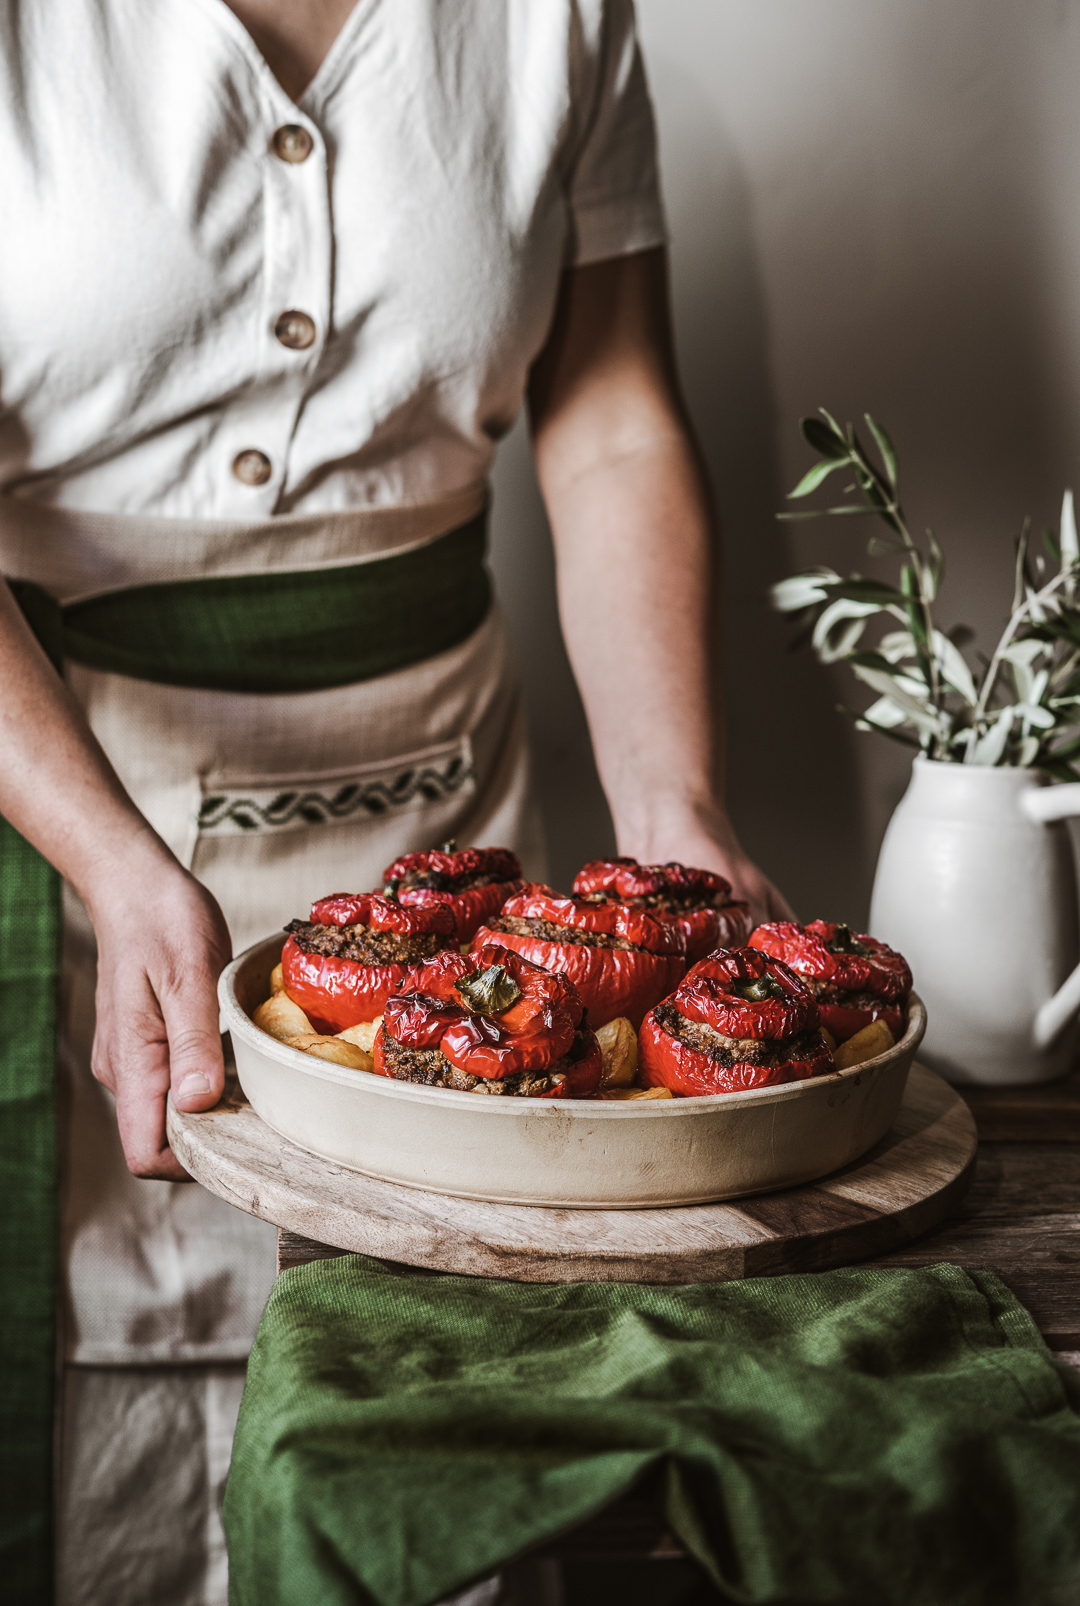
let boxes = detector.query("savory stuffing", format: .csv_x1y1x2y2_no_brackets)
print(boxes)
285,920,446,966
379,1024,595,1096
488,914,646,952
651,1001,828,1069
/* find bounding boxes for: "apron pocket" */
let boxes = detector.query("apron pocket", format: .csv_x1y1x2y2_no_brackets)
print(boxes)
196,737,475,837
191,738,478,952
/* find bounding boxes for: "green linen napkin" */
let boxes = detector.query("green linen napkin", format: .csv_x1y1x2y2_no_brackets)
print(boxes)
225,1257,1080,1606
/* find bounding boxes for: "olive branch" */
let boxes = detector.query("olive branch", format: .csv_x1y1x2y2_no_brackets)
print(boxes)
773,410,1080,776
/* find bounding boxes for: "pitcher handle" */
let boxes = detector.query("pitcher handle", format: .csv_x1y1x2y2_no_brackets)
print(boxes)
1020,784,1080,1045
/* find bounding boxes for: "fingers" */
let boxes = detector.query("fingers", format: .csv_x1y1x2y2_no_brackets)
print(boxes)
163,998,226,1113
93,975,192,1181
90,871,232,1181
766,881,798,924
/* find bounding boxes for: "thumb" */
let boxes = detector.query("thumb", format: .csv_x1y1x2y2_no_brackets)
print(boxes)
164,974,227,1112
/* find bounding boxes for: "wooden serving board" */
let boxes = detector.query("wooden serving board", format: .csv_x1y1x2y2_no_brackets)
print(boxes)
167,1062,976,1283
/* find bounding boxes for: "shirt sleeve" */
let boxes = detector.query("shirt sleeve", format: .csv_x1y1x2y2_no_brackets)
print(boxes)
563,0,668,267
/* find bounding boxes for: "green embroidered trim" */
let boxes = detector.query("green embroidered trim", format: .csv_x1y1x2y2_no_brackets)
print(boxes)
198,751,474,834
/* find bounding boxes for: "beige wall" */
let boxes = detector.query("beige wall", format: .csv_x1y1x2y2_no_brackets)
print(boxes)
490,1,1080,920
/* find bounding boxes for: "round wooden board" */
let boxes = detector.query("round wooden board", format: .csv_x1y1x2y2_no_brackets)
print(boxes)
167,1062,976,1284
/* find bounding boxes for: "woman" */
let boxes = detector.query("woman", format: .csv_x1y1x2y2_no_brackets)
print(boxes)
0,0,790,1600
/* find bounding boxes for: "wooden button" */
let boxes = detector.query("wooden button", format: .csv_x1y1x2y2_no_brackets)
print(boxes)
232,449,272,486
271,124,314,163
274,310,316,350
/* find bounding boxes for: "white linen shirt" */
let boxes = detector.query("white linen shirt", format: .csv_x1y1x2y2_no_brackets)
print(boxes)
0,0,666,522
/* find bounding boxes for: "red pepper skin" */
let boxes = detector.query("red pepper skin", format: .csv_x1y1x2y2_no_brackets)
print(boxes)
540,1032,602,1098
748,920,910,1041
378,944,592,1085
472,884,686,1029
383,990,467,1049
281,936,422,1033
309,892,455,938
372,1015,603,1097
384,845,522,887
396,879,524,941
572,858,751,963
373,1026,392,1078
674,948,818,1039
502,885,685,954
748,920,911,998
818,998,904,1043
382,846,524,941
472,925,685,1030
638,1008,832,1096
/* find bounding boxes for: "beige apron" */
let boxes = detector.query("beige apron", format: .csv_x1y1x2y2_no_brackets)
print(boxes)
0,488,544,1369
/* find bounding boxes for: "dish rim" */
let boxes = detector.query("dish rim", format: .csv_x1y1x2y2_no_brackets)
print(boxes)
220,932,926,1120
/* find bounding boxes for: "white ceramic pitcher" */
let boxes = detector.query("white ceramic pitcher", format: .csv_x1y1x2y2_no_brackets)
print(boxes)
869,757,1080,1084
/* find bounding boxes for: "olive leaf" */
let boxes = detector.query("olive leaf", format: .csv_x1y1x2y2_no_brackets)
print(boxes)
773,408,1080,772
787,458,848,500
801,414,850,460
457,963,522,1016
864,414,899,490
1061,491,1078,577
770,570,839,612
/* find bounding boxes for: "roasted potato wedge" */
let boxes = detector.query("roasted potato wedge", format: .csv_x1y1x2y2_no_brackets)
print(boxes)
337,1017,382,1054
833,1019,895,1070
596,1016,639,1088
598,1085,672,1101
291,1033,374,1072
269,962,285,995
252,992,313,1042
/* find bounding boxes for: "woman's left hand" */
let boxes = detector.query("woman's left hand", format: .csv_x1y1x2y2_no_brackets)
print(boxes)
620,807,796,928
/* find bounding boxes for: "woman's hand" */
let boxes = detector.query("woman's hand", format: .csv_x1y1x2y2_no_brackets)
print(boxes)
86,847,232,1181
619,803,796,928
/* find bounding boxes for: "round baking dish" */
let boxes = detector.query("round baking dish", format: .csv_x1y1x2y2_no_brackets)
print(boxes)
219,933,927,1209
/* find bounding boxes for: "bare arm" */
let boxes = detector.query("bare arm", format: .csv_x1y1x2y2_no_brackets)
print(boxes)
0,584,228,1179
528,247,793,921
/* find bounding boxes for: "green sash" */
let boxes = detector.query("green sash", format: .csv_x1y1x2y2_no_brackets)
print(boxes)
0,510,489,1603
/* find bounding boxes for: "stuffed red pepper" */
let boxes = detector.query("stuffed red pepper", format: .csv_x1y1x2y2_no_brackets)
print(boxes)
474,883,686,1029
573,856,751,963
281,892,456,1033
382,843,523,941
639,947,833,1096
373,946,602,1097
748,920,911,1042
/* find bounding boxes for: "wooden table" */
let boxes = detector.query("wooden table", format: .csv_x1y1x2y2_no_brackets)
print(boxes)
863,1073,1080,1365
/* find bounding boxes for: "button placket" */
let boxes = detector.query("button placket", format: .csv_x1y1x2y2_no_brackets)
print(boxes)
218,109,331,513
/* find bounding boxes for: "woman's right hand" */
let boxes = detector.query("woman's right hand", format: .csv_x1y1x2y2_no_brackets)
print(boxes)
0,582,233,1181
86,846,232,1181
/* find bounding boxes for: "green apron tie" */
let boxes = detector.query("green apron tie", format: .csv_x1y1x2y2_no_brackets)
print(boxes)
0,508,490,1603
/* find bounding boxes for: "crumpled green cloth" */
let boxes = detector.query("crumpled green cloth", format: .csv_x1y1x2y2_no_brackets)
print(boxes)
224,1257,1080,1606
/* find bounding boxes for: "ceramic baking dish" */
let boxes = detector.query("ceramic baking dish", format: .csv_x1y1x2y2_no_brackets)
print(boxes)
219,933,927,1208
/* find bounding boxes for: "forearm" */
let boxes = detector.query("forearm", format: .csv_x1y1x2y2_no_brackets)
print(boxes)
539,425,726,858
528,249,792,918
0,582,173,907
